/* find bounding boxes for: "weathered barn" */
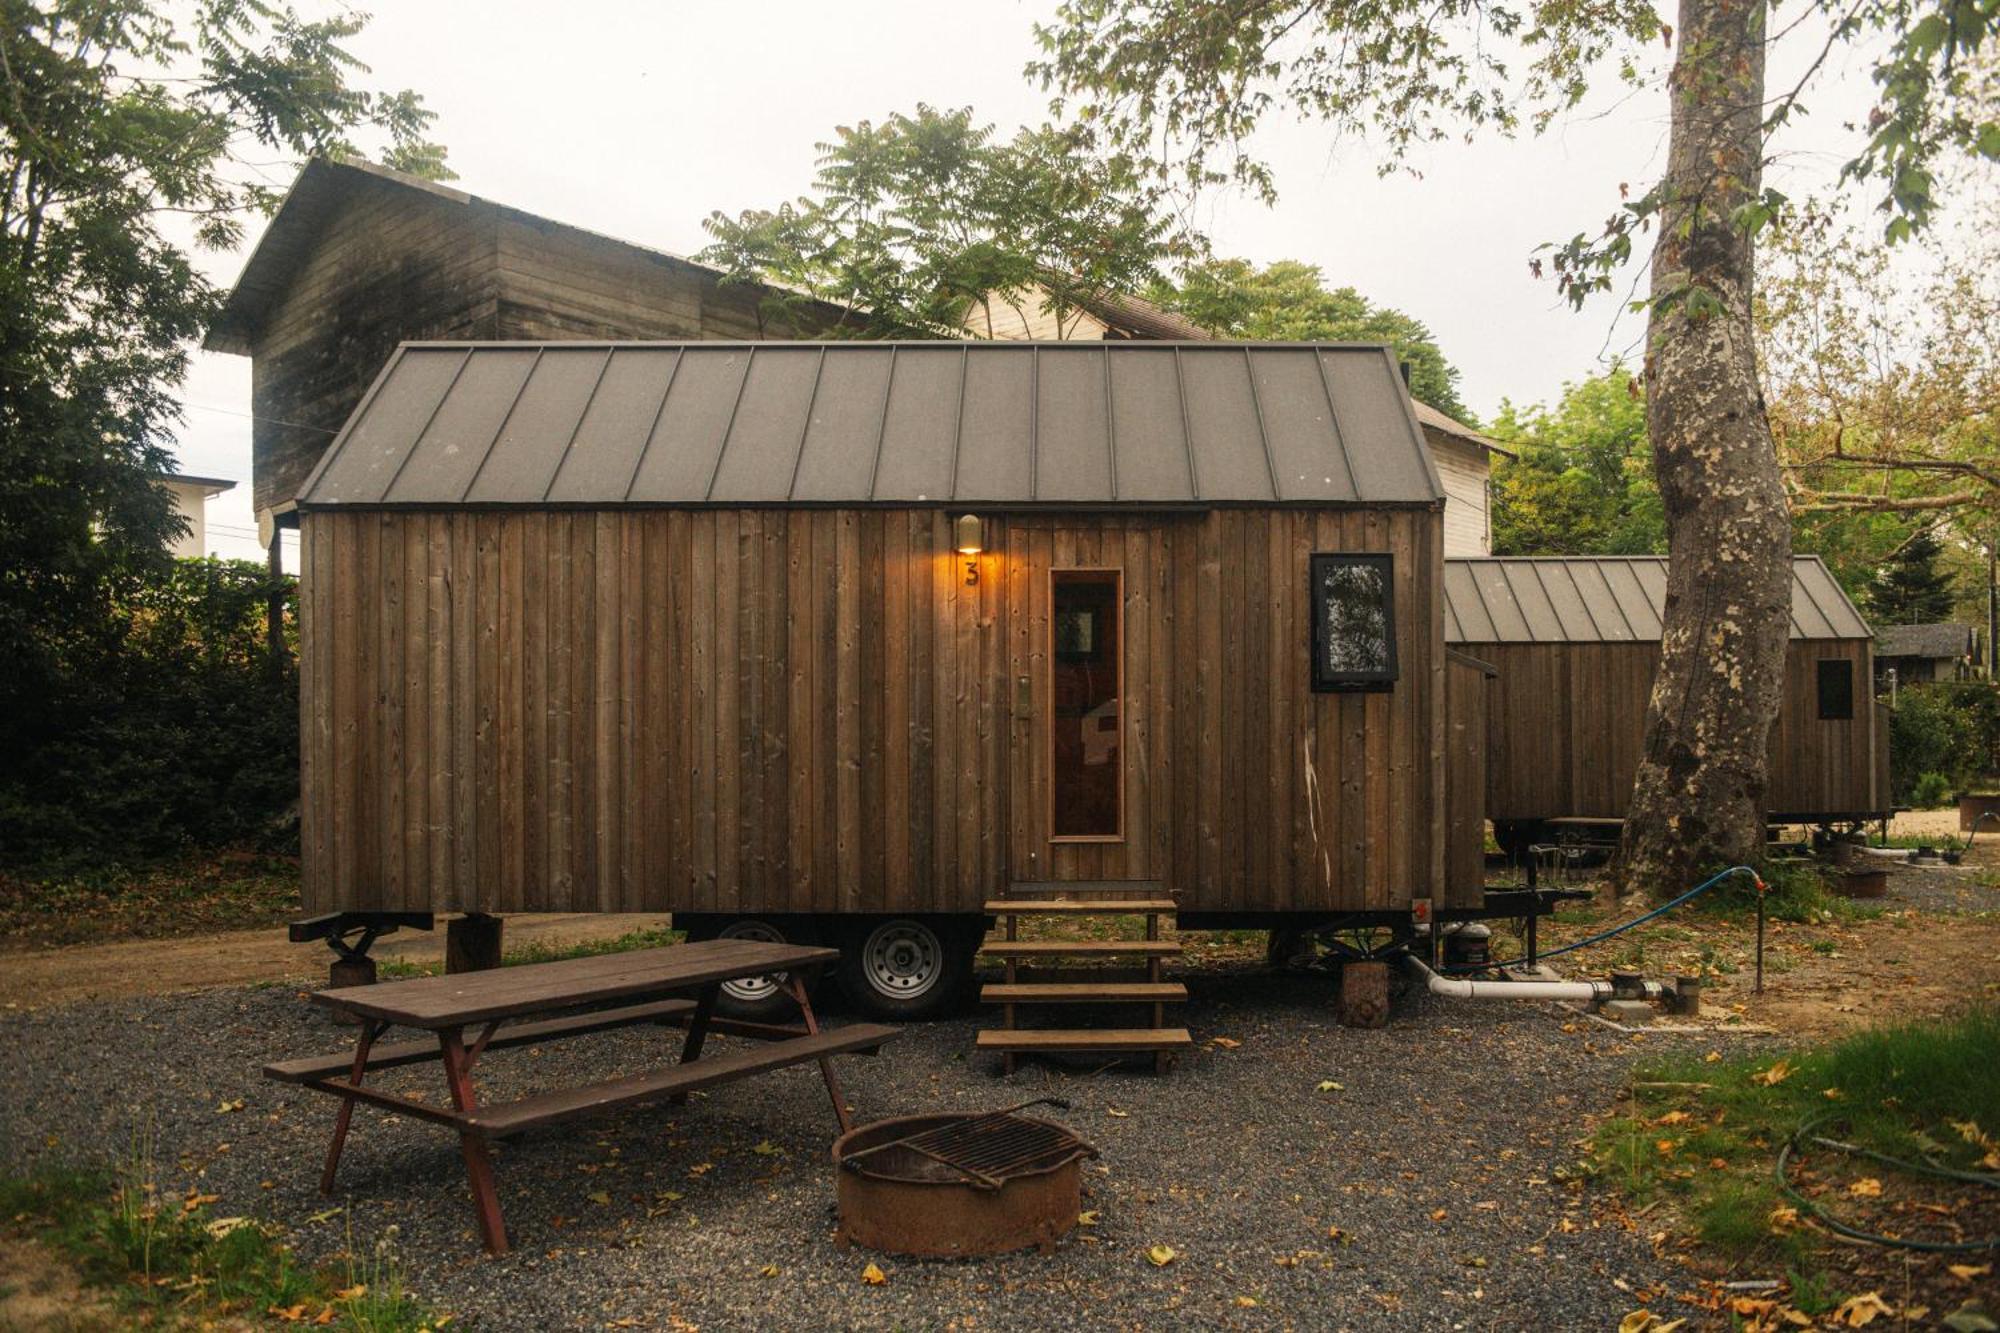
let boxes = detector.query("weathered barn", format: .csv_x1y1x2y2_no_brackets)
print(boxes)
1443,555,1889,842
296,339,1451,1013
203,157,841,525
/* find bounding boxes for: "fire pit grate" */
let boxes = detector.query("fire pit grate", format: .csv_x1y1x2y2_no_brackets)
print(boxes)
834,1100,1101,1256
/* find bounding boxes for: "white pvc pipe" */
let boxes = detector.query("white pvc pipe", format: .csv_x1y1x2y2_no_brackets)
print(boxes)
1402,955,1667,1002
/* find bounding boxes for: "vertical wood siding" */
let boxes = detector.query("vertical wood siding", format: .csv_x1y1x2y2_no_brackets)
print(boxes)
301,507,1445,917
1472,639,1884,822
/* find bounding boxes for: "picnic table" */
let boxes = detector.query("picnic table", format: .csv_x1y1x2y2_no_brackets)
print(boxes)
264,939,897,1255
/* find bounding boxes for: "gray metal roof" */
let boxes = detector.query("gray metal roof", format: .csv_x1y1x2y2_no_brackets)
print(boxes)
1444,556,1872,643
296,341,1445,508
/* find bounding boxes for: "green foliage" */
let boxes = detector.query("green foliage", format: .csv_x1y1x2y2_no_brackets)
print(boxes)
377,924,688,979
1486,367,1665,555
700,105,1193,339
1912,770,1955,808
1147,257,1470,420
2,1146,438,1329
1890,679,2000,801
0,557,299,872
1866,526,1960,624
1591,1006,2000,1271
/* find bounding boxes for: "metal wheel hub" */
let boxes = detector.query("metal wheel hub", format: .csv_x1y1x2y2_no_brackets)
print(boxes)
862,920,943,998
716,921,788,1002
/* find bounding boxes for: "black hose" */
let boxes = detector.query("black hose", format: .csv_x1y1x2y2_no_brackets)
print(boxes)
1775,1113,2000,1253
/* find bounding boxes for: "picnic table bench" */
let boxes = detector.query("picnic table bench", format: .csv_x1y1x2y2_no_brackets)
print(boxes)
264,939,896,1255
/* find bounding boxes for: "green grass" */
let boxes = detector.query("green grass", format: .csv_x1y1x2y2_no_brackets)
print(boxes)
0,1140,443,1329
377,924,685,979
1589,1006,2000,1278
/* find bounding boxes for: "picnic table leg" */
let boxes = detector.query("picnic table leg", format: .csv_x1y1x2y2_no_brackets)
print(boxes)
438,1026,509,1257
319,1020,387,1195
781,971,851,1135
665,982,719,1107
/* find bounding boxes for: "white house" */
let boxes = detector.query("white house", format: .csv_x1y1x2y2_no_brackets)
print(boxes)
963,283,1511,555
158,472,237,558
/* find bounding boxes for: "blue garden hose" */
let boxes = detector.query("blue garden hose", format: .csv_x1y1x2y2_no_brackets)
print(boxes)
1444,864,1763,973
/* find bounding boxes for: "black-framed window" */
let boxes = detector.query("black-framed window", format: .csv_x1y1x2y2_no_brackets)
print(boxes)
1310,553,1397,692
1817,658,1854,720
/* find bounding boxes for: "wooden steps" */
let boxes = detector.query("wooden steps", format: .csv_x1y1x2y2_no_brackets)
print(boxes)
981,983,1188,1004
978,882,1188,1074
980,939,1181,959
976,1028,1194,1054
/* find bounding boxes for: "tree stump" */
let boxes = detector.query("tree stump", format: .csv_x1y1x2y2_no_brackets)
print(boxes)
1337,960,1390,1028
447,913,504,973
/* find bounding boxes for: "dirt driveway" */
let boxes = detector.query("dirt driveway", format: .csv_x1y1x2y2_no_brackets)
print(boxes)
0,912,668,1011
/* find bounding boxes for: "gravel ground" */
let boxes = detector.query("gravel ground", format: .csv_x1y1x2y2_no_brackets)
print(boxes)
0,967,1734,1330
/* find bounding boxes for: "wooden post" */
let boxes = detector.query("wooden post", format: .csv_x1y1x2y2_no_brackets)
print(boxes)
1337,960,1390,1029
446,913,504,973
266,529,287,677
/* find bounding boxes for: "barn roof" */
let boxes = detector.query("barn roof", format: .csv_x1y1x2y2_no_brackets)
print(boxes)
1876,622,1976,660
296,341,1446,509
1443,556,1872,643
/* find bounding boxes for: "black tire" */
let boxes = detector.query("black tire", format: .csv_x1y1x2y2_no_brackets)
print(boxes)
680,915,819,1022
833,915,979,1021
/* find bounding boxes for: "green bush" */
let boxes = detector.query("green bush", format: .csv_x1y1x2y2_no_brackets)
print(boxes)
1888,679,2000,805
0,557,298,873
1910,770,1954,808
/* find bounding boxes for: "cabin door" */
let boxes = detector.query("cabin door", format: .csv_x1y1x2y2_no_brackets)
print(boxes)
1006,522,1167,887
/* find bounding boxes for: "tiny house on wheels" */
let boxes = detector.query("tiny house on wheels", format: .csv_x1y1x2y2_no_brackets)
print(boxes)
1443,555,1889,852
295,339,1456,1017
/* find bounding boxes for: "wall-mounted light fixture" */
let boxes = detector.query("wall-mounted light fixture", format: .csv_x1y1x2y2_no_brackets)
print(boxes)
954,513,984,586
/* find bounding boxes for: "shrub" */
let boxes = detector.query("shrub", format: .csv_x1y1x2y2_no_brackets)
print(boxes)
1888,679,2000,804
1910,770,1954,808
0,557,298,873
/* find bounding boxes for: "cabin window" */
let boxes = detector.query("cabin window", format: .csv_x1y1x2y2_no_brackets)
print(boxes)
1817,658,1854,720
1051,569,1122,840
1310,554,1397,692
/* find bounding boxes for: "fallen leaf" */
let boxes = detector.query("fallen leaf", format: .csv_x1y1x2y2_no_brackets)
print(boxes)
1107,1107,1130,1118
313,1307,336,1327
759,1263,779,1278
205,1216,252,1239
1705,1051,1722,1063
1327,1225,1354,1245
1943,1304,2000,1333
588,1190,612,1205
1656,1111,1692,1126
1316,1080,1344,1093
269,1305,308,1323
1848,1177,1883,1198
1752,1059,1792,1086
1077,1210,1099,1227
1949,1265,1993,1282
752,1140,782,1156
688,1163,713,1177
861,1262,888,1285
1619,1309,1665,1333
334,1284,367,1301
1832,1291,1893,1327
607,1321,640,1329
216,1098,245,1114
1823,1087,1843,1099
1235,1296,1259,1307
1769,1205,1800,1232
1655,1139,1678,1157
1147,1243,1177,1267
1211,1036,1242,1049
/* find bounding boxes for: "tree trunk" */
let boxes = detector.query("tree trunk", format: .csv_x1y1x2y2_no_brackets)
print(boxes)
1619,0,1793,895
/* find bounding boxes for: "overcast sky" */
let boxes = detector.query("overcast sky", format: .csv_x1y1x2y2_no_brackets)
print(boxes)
173,0,1911,562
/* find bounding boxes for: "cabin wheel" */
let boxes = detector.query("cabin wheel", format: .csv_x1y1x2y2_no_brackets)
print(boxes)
836,916,975,1021
683,916,818,1021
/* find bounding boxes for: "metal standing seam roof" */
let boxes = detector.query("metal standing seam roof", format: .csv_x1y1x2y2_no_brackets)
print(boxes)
295,341,1447,509
1443,556,1873,643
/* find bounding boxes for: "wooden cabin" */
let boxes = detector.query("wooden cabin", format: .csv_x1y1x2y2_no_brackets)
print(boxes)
203,157,842,529
296,339,1452,1013
1443,555,1889,846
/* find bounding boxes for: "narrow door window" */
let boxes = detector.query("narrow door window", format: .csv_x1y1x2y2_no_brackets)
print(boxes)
1051,570,1122,840
1310,553,1397,691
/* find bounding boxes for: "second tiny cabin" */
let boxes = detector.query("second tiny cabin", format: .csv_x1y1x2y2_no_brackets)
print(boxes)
1444,555,1889,847
296,339,1453,1015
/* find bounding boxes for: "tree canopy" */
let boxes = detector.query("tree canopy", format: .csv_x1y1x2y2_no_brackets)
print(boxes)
699,105,1193,339
1487,368,1665,556
1,0,447,865
1149,257,1471,420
